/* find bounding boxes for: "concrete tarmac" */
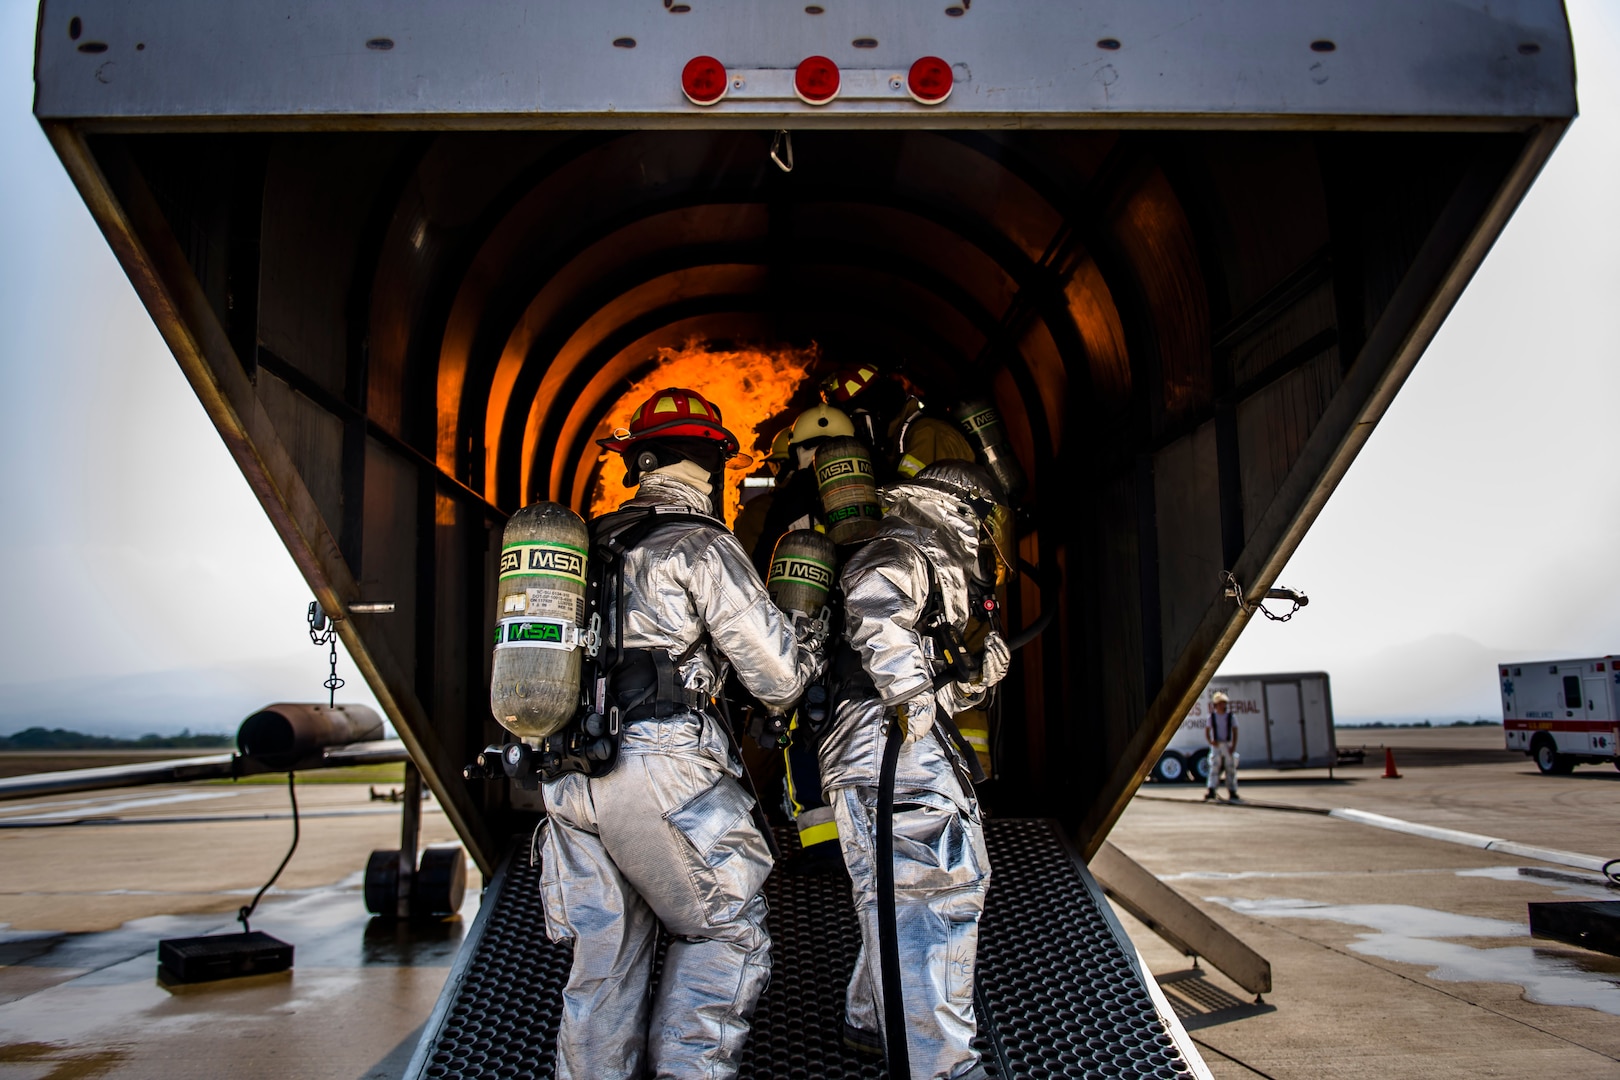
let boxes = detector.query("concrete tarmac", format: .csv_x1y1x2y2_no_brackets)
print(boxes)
0,781,473,1079
1115,728,1620,1079
3,730,1617,1079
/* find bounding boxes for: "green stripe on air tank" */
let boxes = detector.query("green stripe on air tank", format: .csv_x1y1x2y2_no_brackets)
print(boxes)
769,555,835,590
959,406,999,433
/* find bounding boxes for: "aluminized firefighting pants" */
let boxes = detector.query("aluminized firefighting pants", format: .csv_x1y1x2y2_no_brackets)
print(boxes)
830,773,990,1080
538,714,773,1080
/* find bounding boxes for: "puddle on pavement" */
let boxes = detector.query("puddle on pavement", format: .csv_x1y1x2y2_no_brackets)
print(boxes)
1458,865,1620,901
1208,895,1620,1015
0,1040,127,1078
0,875,478,1050
1165,865,1620,901
1163,868,1454,882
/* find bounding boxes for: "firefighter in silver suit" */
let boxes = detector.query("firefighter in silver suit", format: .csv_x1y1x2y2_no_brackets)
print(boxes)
819,460,1014,1080
537,387,825,1080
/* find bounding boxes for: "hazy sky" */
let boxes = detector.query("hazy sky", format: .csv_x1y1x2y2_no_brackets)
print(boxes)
0,1,383,732
0,1,1615,733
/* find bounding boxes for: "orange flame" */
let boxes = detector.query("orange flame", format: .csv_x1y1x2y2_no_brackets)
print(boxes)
591,340,818,525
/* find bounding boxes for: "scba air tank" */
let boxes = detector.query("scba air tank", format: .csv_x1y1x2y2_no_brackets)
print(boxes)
767,530,839,616
490,502,591,739
951,399,1027,503
813,436,882,544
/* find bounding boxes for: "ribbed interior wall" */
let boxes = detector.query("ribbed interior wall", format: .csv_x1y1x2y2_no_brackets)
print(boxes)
95,127,1527,856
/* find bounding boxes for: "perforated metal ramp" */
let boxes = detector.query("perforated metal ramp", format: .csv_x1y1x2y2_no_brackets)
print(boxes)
407,819,1207,1079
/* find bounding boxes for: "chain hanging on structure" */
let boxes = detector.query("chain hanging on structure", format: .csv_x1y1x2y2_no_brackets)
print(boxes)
1221,571,1309,623
307,601,345,706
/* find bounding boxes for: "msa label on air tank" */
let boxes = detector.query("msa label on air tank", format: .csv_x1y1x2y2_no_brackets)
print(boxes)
499,541,587,585
959,406,999,434
494,618,576,651
769,556,835,591
826,504,883,524
816,455,873,482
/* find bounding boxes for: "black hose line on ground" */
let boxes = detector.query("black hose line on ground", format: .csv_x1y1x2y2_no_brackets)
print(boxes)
238,771,300,933
876,713,910,1079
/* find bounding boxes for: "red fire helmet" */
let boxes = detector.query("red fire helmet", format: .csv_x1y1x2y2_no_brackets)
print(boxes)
820,364,882,405
598,387,740,456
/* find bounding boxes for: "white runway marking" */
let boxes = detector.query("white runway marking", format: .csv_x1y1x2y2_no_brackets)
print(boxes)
0,789,240,821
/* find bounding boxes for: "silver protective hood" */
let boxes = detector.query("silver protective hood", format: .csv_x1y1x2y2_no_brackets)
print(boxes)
874,479,983,629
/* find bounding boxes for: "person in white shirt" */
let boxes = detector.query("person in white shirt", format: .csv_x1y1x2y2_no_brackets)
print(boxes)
1203,690,1241,802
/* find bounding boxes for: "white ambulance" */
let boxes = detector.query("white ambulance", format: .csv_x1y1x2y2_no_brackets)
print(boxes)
1151,672,1337,782
1499,657,1620,774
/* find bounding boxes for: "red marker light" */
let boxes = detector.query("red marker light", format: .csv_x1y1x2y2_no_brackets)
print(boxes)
907,56,953,105
682,55,728,106
795,55,840,105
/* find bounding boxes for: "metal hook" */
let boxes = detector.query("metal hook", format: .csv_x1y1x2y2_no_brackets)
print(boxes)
1221,570,1309,623
770,129,794,173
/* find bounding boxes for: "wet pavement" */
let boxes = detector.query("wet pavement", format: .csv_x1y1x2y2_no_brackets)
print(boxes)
0,783,475,1079
1113,730,1620,1079
3,732,1619,1079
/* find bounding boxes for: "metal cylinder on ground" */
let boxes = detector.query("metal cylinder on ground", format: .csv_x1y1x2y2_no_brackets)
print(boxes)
767,530,838,616
490,501,591,739
813,436,882,544
951,399,1027,502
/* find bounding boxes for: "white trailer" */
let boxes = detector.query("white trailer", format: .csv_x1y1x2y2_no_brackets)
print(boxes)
1500,657,1620,774
1152,673,1336,783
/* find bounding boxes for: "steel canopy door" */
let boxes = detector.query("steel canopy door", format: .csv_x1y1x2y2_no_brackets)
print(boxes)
31,1,1578,870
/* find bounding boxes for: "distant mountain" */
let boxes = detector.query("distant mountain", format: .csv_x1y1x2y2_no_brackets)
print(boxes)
0,664,381,738
0,727,233,749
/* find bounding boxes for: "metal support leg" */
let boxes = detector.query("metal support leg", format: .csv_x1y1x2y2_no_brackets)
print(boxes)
398,760,422,918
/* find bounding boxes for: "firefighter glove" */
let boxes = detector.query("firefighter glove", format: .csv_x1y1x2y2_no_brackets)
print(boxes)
979,631,1011,688
792,610,830,679
898,692,936,744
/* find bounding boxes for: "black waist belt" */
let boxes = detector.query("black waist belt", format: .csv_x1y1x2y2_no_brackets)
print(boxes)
829,643,986,785
830,642,877,702
611,648,709,722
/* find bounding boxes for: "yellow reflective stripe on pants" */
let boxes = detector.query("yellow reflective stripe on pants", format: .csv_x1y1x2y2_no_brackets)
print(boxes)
795,805,837,847
798,819,839,848
957,723,991,777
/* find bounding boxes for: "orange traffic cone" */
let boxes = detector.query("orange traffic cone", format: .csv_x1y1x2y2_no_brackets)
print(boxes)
1381,747,1402,779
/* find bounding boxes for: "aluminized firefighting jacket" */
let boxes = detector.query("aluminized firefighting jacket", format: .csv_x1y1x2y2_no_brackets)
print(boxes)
538,472,820,1080
818,481,1002,1080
